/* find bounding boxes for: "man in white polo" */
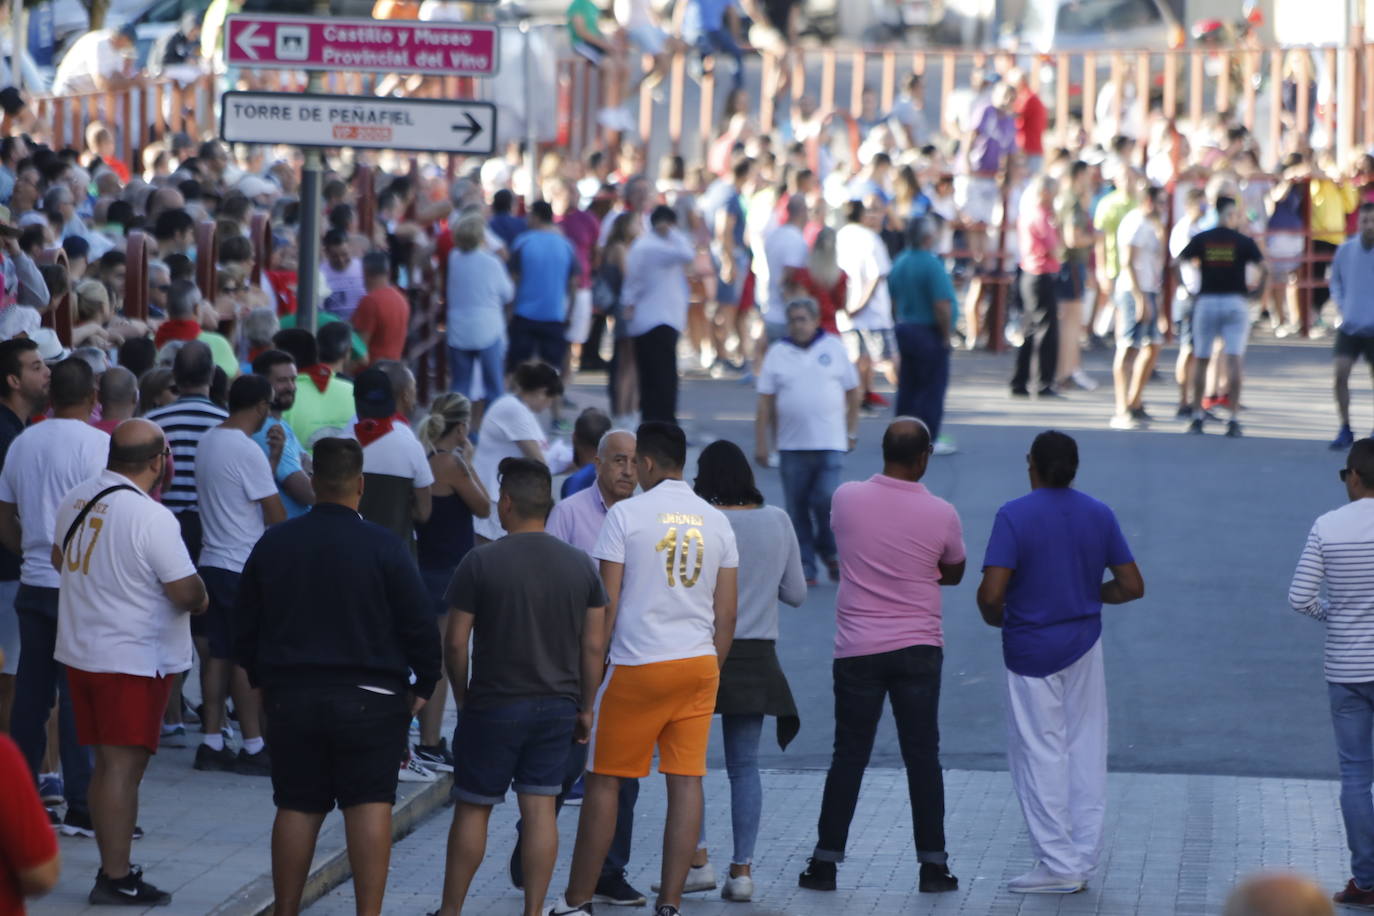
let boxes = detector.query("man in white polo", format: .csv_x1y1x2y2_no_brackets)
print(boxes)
554,422,738,916
756,298,859,585
53,419,208,907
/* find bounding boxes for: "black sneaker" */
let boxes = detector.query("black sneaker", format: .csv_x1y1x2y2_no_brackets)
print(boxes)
1186,418,1204,435
62,808,144,839
193,743,237,772
798,858,837,891
594,871,647,906
234,747,272,776
1129,406,1153,423
918,862,958,893
653,907,680,916
1226,419,1243,438
88,866,172,906
1010,387,1031,398
413,741,454,773
1175,404,1192,420
1038,387,1064,398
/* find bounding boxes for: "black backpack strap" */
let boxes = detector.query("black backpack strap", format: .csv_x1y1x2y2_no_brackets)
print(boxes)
61,485,138,554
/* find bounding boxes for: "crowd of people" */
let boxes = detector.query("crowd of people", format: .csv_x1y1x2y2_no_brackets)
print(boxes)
2,0,1374,913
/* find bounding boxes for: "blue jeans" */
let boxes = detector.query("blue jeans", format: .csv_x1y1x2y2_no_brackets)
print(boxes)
894,323,950,441
698,28,744,90
449,340,505,402
698,713,764,864
11,585,91,812
778,450,842,580
452,697,577,805
1330,681,1374,887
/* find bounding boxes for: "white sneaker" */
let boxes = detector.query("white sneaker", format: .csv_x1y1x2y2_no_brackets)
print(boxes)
1108,413,1138,430
651,862,717,894
546,897,594,915
721,873,753,901
932,437,958,456
1070,369,1098,391
1007,862,1085,894
398,756,437,783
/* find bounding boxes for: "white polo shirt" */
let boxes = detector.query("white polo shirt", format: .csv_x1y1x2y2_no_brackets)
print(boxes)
837,223,893,332
758,332,859,452
196,426,279,574
593,478,739,666
353,421,435,487
0,418,108,589
53,470,197,677
759,223,809,325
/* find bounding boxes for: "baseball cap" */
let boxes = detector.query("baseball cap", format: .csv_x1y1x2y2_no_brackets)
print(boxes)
353,366,396,419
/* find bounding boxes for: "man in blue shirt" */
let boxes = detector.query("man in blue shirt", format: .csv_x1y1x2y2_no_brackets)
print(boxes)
250,350,314,518
1328,203,1374,450
562,408,611,499
976,431,1143,895
509,200,578,376
888,217,957,455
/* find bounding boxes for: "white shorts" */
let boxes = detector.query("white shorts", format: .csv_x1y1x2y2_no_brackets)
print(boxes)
566,289,593,344
627,24,667,55
1192,294,1250,357
955,175,1000,227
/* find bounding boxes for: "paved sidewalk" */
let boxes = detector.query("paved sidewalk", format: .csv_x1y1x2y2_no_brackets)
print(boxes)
306,767,1349,915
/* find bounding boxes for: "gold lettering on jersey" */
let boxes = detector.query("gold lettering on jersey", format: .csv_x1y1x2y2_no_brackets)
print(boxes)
658,512,704,526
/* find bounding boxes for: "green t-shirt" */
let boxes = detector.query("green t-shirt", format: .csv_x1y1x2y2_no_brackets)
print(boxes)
278,311,369,364
199,331,239,380
889,249,958,326
282,374,356,452
1092,189,1135,280
567,0,602,46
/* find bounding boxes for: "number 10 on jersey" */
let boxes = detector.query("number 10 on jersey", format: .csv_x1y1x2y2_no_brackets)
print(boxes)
655,526,705,588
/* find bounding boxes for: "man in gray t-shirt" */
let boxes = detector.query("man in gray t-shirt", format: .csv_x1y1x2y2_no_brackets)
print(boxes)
438,457,607,916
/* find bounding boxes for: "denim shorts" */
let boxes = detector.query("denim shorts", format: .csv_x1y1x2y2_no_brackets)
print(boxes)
1114,289,1162,348
451,696,578,805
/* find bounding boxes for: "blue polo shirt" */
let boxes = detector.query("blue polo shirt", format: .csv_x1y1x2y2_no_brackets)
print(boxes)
512,230,577,323
982,487,1134,678
561,463,596,499
251,417,309,519
888,248,958,326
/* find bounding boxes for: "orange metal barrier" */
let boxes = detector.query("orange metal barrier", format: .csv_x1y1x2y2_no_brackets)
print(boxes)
30,75,215,166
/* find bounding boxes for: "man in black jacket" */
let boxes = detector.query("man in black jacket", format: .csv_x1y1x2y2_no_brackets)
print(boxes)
234,437,441,916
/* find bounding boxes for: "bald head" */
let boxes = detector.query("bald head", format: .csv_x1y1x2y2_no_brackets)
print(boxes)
595,430,638,503
108,418,166,480
882,418,932,480
1223,873,1333,916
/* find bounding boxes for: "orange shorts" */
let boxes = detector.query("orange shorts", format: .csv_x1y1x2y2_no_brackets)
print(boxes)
588,655,719,778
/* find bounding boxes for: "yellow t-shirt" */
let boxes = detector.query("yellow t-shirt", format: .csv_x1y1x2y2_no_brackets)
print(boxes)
1312,180,1357,246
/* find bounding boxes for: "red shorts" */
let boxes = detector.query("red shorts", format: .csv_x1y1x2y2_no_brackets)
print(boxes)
738,272,756,313
66,668,175,753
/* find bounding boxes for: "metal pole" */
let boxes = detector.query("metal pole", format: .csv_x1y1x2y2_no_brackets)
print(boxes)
523,20,537,202
11,0,24,90
295,0,330,334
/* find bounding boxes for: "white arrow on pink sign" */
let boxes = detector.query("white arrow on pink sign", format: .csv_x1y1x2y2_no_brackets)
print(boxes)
224,15,500,77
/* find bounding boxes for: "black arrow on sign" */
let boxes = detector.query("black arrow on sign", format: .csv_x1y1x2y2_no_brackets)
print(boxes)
451,111,482,145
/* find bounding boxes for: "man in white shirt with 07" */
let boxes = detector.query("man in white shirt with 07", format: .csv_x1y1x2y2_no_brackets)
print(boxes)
756,298,859,585
194,375,286,776
555,422,738,916
53,419,209,907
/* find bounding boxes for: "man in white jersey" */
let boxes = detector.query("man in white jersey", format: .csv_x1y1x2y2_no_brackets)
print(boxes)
1290,438,1374,909
555,422,738,916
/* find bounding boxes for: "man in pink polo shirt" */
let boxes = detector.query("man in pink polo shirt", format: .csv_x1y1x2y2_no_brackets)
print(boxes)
797,417,964,896
1012,175,1063,398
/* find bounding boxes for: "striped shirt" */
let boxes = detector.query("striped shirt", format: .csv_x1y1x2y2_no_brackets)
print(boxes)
145,396,229,515
1289,499,1374,683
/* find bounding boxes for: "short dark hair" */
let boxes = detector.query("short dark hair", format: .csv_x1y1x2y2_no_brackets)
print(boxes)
362,251,390,278
1030,430,1079,487
649,204,677,227
573,407,611,452
172,339,214,390
512,360,563,398
98,249,126,272
1215,195,1238,219
219,234,253,264
252,348,296,377
317,321,352,364
117,337,157,379
0,338,38,397
636,421,686,471
882,419,932,465
165,252,194,282
693,439,763,507
492,188,515,213
1348,439,1374,488
153,208,194,241
845,199,865,224
50,357,94,409
272,328,318,369
497,456,554,521
313,437,363,497
529,199,554,223
227,373,272,412
323,227,349,249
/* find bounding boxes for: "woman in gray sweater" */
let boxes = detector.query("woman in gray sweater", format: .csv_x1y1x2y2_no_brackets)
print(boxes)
688,439,807,902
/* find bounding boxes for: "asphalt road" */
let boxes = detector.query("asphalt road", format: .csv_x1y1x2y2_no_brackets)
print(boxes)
578,335,1351,780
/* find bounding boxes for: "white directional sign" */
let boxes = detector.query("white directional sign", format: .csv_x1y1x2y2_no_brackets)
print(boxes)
220,92,497,155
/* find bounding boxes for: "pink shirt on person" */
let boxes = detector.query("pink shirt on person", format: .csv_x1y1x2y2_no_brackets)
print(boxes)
831,475,965,659
1019,203,1062,275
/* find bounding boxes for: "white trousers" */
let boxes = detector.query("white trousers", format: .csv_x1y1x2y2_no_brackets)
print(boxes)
1005,638,1108,879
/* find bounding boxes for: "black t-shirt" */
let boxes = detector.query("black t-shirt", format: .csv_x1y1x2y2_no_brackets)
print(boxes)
1179,227,1264,296
0,404,23,581
445,531,607,709
763,0,799,32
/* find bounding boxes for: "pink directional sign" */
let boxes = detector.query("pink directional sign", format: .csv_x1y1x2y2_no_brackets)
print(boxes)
224,15,499,77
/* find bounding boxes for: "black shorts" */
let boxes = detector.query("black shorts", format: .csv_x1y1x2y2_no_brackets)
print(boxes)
199,566,240,660
264,684,409,813
1336,331,1374,364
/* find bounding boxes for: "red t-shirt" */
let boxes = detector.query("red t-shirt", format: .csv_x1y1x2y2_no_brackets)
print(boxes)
352,285,411,364
1014,88,1048,156
793,267,846,336
0,734,58,915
